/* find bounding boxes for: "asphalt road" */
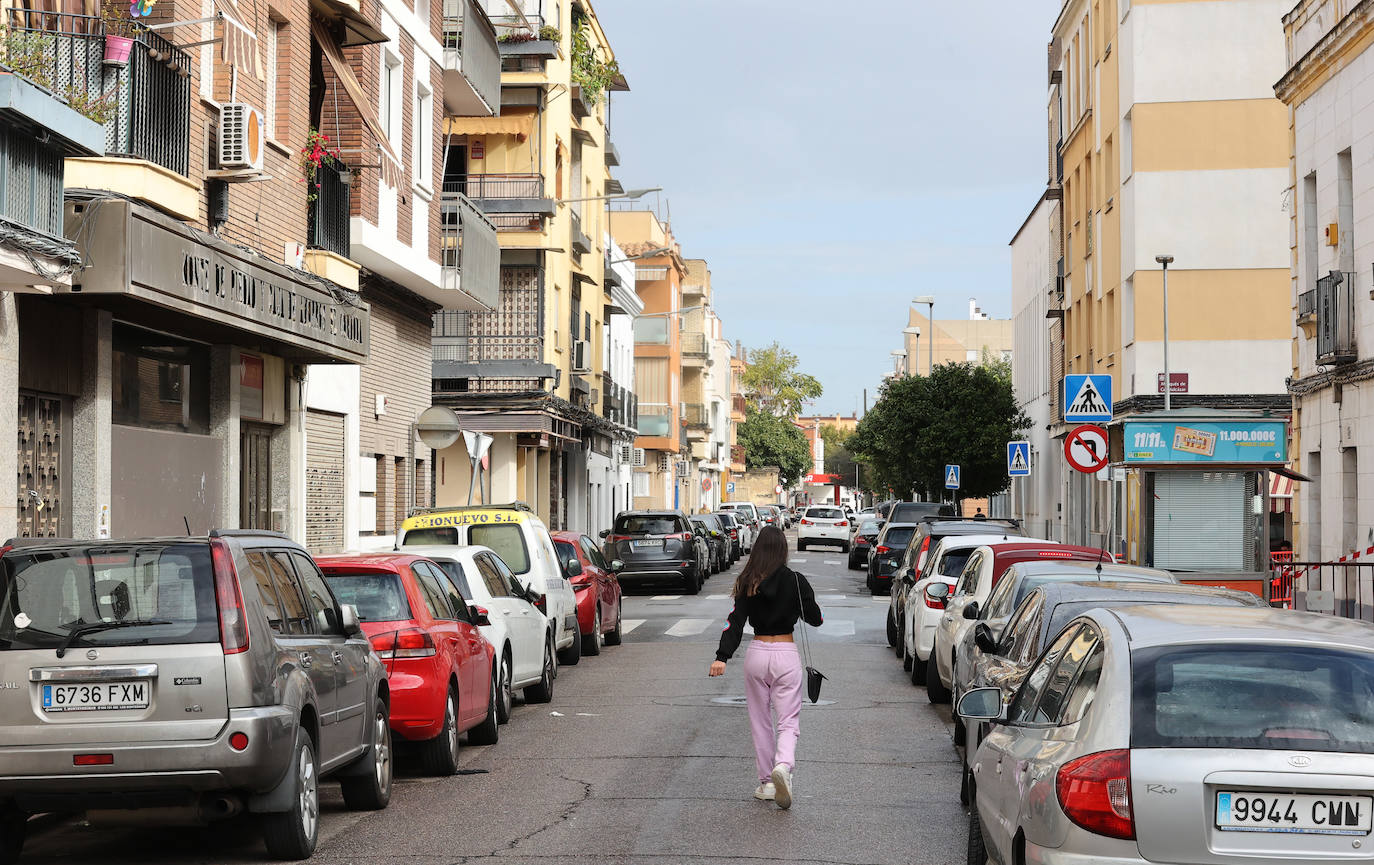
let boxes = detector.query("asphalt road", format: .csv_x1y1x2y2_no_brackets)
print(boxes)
21,529,965,865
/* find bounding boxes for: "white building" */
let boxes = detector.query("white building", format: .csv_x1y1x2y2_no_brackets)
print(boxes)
597,235,641,526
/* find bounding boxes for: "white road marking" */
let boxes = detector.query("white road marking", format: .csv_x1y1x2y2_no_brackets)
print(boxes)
665,618,713,637
819,594,847,601
706,594,730,600
651,595,682,601
818,619,856,636
873,597,889,603
825,560,842,566
790,558,808,563
621,619,645,634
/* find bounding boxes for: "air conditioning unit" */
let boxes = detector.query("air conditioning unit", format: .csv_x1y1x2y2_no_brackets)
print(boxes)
571,340,592,373
219,103,265,171
657,453,671,473
619,444,634,464
632,447,646,467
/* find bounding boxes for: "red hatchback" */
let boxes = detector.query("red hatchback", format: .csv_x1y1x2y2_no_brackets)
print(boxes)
552,532,624,656
318,554,499,775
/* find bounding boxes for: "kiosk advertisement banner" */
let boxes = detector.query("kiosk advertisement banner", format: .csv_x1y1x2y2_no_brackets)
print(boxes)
1124,420,1287,464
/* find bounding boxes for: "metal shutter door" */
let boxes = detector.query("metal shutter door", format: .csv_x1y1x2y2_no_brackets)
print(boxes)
305,410,345,554
1153,471,1255,571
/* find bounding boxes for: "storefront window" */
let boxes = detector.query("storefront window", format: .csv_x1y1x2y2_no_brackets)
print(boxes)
113,323,210,434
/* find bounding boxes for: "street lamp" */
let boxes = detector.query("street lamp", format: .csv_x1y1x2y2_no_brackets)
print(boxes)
558,187,662,206
890,349,907,377
912,295,935,375
1155,255,1174,411
902,326,921,376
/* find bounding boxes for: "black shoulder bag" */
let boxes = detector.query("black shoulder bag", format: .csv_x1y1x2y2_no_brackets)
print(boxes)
794,571,827,703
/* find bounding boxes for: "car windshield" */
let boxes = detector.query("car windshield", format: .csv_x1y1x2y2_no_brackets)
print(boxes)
1132,645,1374,753
468,525,530,574
402,527,460,546
881,527,915,546
616,515,682,534
859,520,880,534
323,572,412,622
937,549,975,577
0,544,219,650
808,508,843,519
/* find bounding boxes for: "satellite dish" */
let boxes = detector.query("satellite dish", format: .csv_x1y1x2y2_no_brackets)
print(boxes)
416,406,461,450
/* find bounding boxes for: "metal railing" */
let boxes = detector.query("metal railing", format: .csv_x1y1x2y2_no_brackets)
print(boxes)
440,191,500,307
682,402,709,428
0,123,65,238
637,403,671,437
307,158,351,258
449,173,545,200
681,331,708,357
1316,271,1357,364
1270,560,1374,622
569,208,589,253
4,9,191,175
431,265,544,364
1298,288,1317,319
731,444,746,466
732,394,747,415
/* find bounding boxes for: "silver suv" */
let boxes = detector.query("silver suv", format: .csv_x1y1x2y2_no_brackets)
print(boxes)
0,531,391,861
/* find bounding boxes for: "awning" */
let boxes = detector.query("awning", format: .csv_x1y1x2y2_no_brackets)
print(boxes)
309,0,387,46
445,106,536,138
213,0,263,79
1270,471,1296,514
1272,465,1312,483
312,18,402,188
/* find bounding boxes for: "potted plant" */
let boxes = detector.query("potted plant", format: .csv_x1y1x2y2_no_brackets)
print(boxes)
100,3,141,67
300,127,344,202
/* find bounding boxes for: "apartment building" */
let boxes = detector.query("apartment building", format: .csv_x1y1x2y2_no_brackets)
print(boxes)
899,300,1012,376
680,259,732,512
1040,0,1291,577
728,347,748,483
1277,0,1374,575
431,0,634,532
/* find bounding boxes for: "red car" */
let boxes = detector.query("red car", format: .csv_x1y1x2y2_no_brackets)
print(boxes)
552,532,624,656
318,553,499,775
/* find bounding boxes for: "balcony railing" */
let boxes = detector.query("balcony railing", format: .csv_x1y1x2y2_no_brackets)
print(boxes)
731,444,746,466
453,173,545,200
681,331,708,357
440,191,500,309
570,208,590,254
432,265,549,393
1298,288,1317,320
440,0,500,115
307,158,351,258
683,402,709,428
633,317,668,345
0,123,66,238
1316,271,1357,365
5,10,191,175
638,403,671,437
732,394,747,416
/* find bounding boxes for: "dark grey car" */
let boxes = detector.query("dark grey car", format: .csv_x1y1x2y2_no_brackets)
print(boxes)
602,511,706,594
0,532,391,861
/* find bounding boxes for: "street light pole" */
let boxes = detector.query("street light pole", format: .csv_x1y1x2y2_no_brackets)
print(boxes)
913,295,935,375
1155,255,1174,411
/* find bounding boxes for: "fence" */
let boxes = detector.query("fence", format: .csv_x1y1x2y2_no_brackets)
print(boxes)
1269,556,1374,622
307,159,351,257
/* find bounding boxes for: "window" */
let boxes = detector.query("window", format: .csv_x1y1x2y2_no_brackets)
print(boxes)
412,563,455,620
983,570,1019,619
290,552,340,634
1061,645,1104,724
1009,606,1046,666
955,551,985,595
112,323,210,434
580,536,607,569
432,568,471,623
1008,625,1080,724
413,82,432,188
430,559,473,598
245,553,285,633
1031,626,1099,723
264,19,285,140
381,50,402,143
468,525,530,574
474,554,510,598
269,552,313,635
402,527,460,546
323,572,412,622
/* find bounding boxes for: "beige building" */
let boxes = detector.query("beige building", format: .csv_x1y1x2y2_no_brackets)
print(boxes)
900,299,1012,377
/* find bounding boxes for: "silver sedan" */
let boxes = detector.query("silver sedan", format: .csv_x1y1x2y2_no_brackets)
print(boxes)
958,605,1374,865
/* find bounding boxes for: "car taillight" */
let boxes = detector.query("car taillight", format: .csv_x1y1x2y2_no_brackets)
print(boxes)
855,536,869,545
729,529,738,538
837,520,848,527
876,545,891,554
915,536,931,569
371,628,437,659
1056,749,1134,840
923,587,946,609
534,594,548,614
800,519,810,526
210,539,249,655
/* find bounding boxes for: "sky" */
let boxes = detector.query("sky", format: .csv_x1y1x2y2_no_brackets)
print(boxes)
594,0,1060,416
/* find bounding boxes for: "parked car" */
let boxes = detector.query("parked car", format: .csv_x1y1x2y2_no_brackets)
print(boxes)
928,542,1119,702
797,505,851,552
758,505,783,531
397,503,583,666
690,515,730,574
318,553,499,776
398,545,555,721
952,580,1265,796
0,532,391,861
887,518,1024,661
551,532,624,657
959,606,1374,865
885,501,956,525
601,510,708,594
848,517,883,570
866,521,919,595
718,502,761,545
713,511,746,562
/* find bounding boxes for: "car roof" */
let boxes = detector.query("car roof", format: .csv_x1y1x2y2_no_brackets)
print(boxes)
934,533,1032,552
387,544,495,562
618,509,688,517
1096,604,1374,652
315,552,433,573
923,520,1021,536
1038,580,1263,607
1004,559,1174,581
550,531,587,542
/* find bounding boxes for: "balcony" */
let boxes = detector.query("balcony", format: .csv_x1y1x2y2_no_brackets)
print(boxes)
307,158,351,259
633,316,669,345
681,331,709,366
1298,288,1317,323
682,283,705,302
6,11,194,218
453,173,555,231
605,136,620,167
569,209,590,255
432,265,554,392
638,403,672,437
730,443,746,469
732,394,747,417
571,84,591,119
1316,271,1357,365
683,402,709,429
439,191,500,310
441,0,500,116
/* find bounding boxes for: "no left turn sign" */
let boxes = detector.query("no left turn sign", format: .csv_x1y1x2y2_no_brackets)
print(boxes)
1065,424,1110,474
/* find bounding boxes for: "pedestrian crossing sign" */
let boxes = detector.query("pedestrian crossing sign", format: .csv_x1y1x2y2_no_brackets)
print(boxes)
1007,441,1031,477
1064,374,1113,422
944,465,960,490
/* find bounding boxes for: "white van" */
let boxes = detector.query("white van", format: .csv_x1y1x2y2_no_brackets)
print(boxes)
717,502,761,541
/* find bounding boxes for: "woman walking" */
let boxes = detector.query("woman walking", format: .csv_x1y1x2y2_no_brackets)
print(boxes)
709,525,824,809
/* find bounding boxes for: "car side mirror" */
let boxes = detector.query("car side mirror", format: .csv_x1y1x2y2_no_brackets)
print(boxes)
956,687,1005,722
927,582,951,601
340,603,363,637
974,622,998,654
903,568,916,582
469,605,492,627
598,529,610,539
610,559,625,573
564,558,583,577
963,601,981,620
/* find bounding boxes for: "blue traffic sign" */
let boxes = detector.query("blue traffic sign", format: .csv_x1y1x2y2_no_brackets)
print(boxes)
726,482,736,494
944,465,960,490
1007,441,1031,477
1064,374,1113,423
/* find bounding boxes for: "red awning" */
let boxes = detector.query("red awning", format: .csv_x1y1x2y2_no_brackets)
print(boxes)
1270,472,1294,513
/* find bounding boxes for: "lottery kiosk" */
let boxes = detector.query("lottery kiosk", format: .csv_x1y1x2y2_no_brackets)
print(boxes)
1116,409,1293,598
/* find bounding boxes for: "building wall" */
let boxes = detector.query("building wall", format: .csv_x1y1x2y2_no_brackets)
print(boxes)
901,309,1013,375
1010,197,1060,540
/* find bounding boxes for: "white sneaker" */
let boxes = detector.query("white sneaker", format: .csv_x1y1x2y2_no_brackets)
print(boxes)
770,763,793,809
753,782,775,800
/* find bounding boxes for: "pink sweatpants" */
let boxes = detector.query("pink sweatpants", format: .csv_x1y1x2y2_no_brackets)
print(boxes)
744,641,803,784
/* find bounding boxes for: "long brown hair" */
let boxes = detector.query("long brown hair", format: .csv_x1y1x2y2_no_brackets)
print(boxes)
733,525,788,597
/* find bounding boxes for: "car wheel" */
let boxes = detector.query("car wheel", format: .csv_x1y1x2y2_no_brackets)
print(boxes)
685,569,702,595
524,638,555,703
953,705,967,746
959,762,971,806
557,620,581,666
966,791,988,865
495,652,514,724
0,807,25,865
910,647,927,685
583,608,603,656
902,646,913,672
894,619,906,659
927,654,951,704
419,687,460,776
340,698,393,811
797,541,806,551
604,599,623,646
468,668,500,745
261,727,319,860
867,574,877,594
885,609,898,647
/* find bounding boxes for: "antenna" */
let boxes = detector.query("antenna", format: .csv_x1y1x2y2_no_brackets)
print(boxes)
1096,533,1109,574
183,516,192,535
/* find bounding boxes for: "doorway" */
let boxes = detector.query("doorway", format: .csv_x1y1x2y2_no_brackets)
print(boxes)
240,423,274,530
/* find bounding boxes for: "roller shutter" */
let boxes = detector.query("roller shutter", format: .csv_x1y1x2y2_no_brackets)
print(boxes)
1153,471,1256,571
305,410,345,554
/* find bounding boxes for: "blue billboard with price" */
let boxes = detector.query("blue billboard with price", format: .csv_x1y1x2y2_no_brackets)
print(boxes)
1123,420,1287,464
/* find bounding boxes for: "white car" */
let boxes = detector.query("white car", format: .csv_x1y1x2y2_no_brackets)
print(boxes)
901,533,1015,685
796,505,851,552
718,502,761,545
402,545,554,723
397,503,583,665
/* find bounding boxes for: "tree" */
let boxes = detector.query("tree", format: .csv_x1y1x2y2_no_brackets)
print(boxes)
849,361,1029,500
737,407,812,487
742,343,823,418
820,424,865,490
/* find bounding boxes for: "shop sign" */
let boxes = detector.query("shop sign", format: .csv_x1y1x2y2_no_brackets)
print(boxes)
1123,420,1287,465
1157,372,1189,394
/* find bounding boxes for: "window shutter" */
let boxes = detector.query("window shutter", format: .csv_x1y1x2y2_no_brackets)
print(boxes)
1153,471,1255,571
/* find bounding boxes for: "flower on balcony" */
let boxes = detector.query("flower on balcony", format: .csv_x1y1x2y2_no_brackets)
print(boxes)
0,25,118,124
570,16,617,107
497,30,535,44
99,2,144,38
300,127,344,203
